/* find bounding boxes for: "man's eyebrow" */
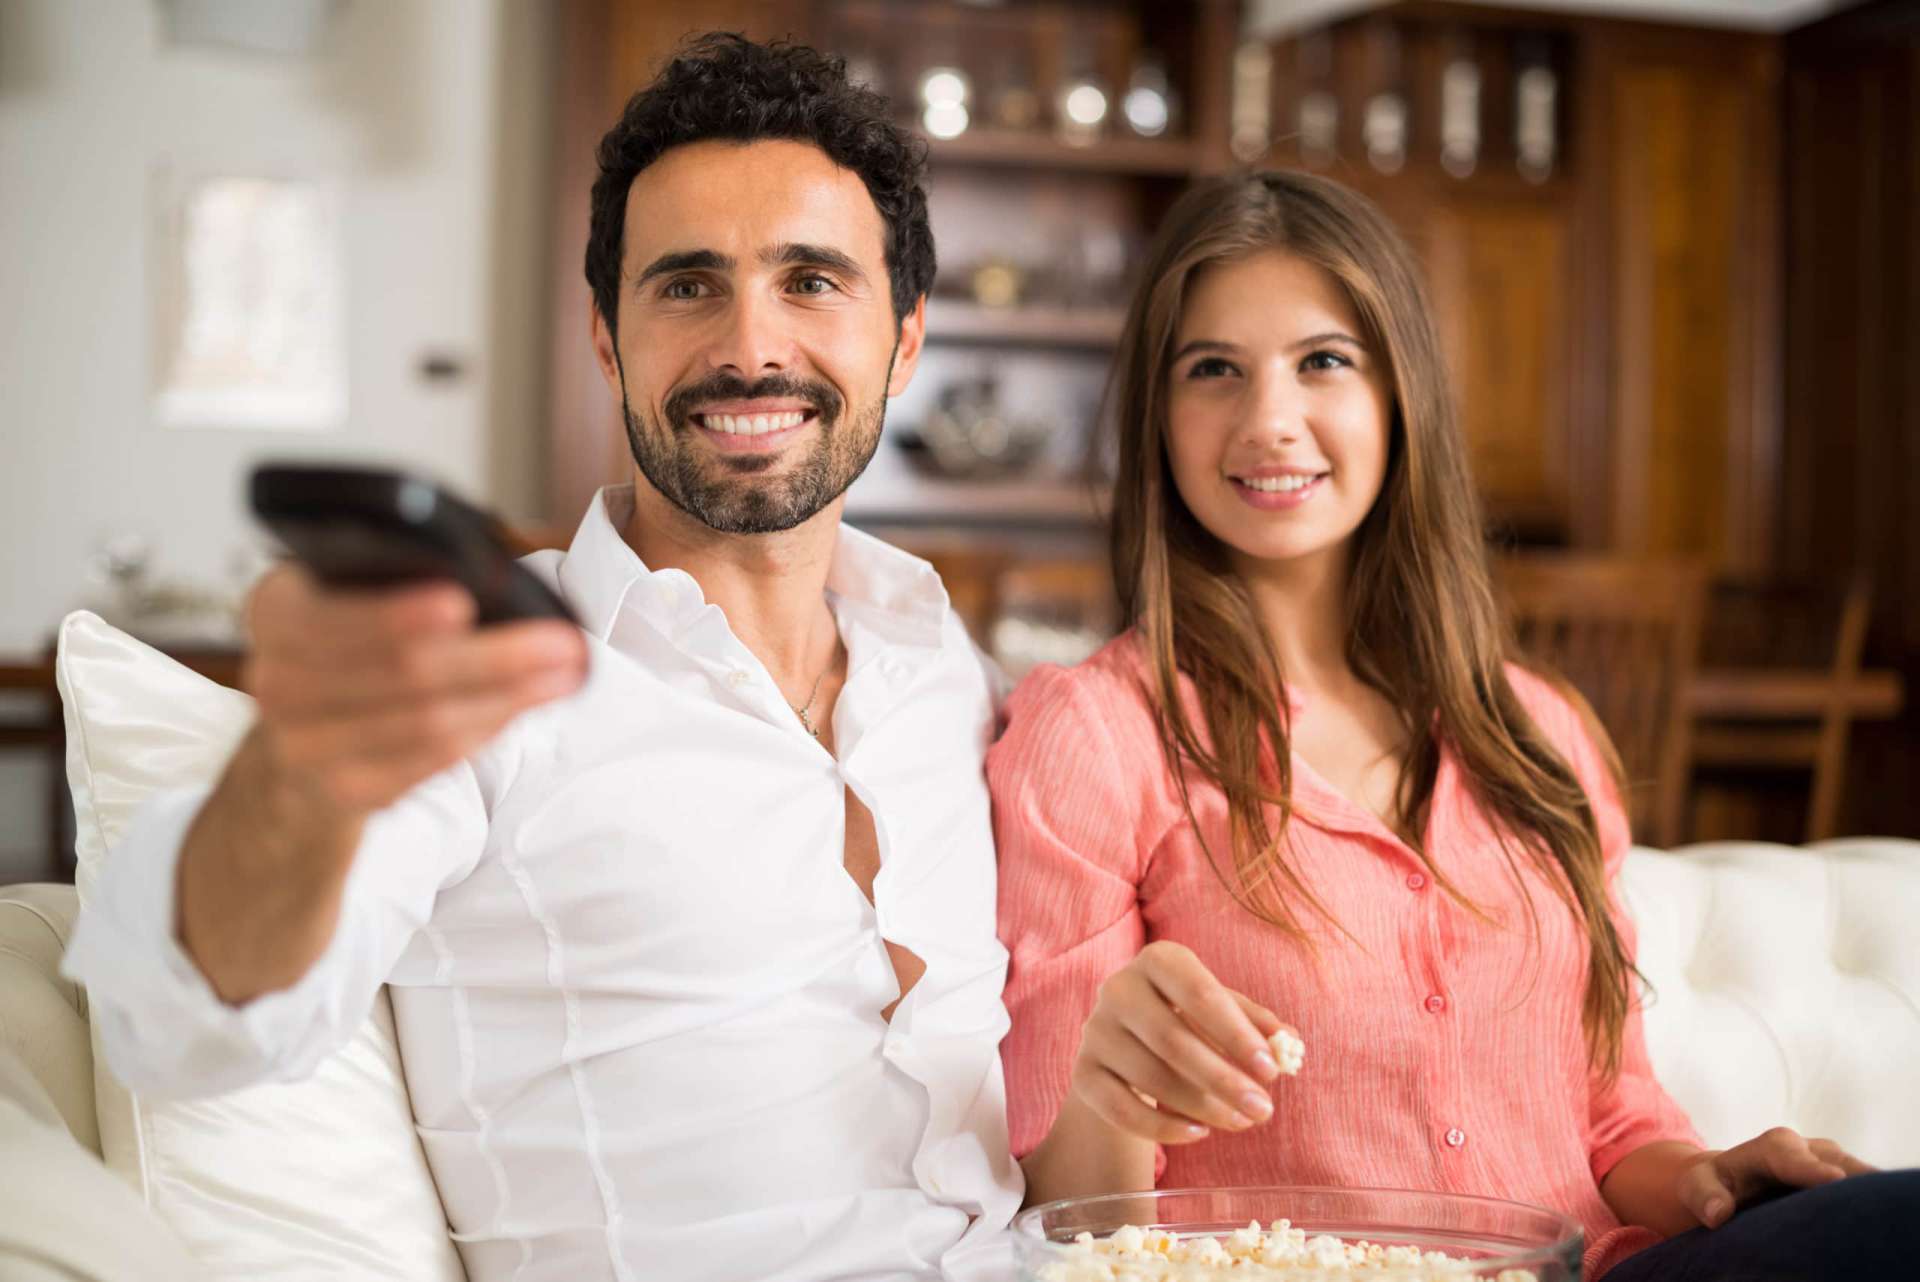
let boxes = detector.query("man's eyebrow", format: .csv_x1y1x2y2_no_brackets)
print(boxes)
762,242,868,283
633,249,733,290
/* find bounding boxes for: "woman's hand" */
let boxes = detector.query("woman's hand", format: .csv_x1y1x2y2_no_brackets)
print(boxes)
1070,940,1296,1145
1677,1128,1878,1228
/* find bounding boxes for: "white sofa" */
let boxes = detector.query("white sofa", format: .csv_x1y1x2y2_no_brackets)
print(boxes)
5,615,1917,1277
5,841,1918,1277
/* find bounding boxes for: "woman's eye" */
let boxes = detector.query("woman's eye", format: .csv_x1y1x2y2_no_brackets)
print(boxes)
1301,349,1352,373
1189,357,1236,378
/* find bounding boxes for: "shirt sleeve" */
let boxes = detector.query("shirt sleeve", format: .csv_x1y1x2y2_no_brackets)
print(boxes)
989,662,1170,1164
1551,689,1706,1182
60,760,488,1101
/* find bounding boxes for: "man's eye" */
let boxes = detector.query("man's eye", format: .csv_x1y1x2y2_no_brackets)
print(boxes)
664,280,703,301
793,274,836,296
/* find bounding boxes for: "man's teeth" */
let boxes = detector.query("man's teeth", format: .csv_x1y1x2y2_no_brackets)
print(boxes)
1239,474,1321,493
703,411,807,435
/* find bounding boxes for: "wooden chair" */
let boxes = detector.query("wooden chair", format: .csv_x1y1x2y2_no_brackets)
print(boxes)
1691,574,1874,841
1493,555,1708,848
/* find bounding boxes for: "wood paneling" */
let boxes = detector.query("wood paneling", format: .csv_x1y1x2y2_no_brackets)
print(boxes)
1780,0,1920,837
1589,33,1781,574
1423,198,1571,533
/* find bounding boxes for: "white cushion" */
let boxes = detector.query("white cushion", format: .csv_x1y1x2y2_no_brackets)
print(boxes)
55,610,466,1280
1623,839,1920,1168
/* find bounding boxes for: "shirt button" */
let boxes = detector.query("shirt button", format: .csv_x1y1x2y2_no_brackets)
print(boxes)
1406,873,1427,891
726,669,751,689
1425,994,1447,1014
1445,1127,1466,1148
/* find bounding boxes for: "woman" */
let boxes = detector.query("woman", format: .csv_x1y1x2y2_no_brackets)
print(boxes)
989,171,1910,1279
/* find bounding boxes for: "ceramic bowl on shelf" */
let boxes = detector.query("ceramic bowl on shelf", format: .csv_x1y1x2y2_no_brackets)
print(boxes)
1013,1186,1583,1281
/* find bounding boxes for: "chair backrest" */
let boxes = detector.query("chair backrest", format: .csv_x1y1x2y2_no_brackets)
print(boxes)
1696,574,1876,841
1494,555,1707,846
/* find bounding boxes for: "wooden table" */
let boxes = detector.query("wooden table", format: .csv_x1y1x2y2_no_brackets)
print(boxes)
1,649,243,881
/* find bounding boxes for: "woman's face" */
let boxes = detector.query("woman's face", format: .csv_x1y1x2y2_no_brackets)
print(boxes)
1164,249,1393,579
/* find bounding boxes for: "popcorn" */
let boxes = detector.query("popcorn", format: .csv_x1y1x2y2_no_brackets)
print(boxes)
1269,1028,1306,1076
1032,1219,1539,1282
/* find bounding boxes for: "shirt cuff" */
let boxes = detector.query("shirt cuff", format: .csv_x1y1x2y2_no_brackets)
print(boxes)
60,787,351,1098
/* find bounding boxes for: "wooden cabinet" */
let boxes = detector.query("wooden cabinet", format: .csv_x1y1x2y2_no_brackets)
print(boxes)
1576,25,1781,573
547,2,1780,572
1265,5,1783,564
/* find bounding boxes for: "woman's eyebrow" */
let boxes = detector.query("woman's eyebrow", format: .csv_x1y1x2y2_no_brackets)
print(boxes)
1171,338,1241,362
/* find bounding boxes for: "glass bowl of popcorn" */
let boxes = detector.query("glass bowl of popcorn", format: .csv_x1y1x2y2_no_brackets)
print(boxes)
1013,1186,1583,1281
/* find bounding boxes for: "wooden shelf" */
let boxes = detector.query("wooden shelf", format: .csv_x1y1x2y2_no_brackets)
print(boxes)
925,128,1199,176
925,300,1127,348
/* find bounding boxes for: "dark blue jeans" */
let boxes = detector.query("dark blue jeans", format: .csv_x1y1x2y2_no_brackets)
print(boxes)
1602,1169,1920,1281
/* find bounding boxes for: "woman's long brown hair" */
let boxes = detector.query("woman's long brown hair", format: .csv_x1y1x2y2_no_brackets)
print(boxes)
1109,171,1634,1077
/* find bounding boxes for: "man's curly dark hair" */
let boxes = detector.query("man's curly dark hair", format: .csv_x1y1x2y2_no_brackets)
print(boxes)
586,32,935,337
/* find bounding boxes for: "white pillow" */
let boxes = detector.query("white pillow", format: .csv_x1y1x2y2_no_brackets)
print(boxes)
55,610,467,1281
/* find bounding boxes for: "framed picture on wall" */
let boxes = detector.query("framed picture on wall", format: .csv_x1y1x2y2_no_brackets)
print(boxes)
149,167,346,431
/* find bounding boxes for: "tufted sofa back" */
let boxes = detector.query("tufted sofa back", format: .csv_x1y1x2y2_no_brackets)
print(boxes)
1621,839,1920,1167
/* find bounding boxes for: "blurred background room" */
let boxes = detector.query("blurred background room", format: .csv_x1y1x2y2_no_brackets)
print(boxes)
1,0,1915,881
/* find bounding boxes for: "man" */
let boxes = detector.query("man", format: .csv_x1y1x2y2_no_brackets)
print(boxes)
65,34,1023,1281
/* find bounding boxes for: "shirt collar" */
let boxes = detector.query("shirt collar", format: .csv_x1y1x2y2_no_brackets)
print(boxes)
556,484,950,650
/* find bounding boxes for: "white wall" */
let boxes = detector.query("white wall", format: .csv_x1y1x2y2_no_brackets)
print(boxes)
0,0,555,875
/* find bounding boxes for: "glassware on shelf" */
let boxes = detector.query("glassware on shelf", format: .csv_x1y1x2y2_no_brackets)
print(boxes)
1054,46,1109,148
1361,21,1407,175
1363,91,1407,173
919,65,972,140
1441,54,1482,178
1515,37,1558,183
1229,39,1271,162
1121,54,1177,139
1295,31,1338,167
989,52,1042,132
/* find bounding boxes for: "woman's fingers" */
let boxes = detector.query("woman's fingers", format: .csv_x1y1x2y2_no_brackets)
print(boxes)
1091,1015,1266,1132
1752,1128,1848,1188
1137,941,1278,1081
1071,1062,1211,1146
1683,1128,1863,1230
1675,1152,1738,1228
1232,990,1287,1039
1807,1137,1878,1177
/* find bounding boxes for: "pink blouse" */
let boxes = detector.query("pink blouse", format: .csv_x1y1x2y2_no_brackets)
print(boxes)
990,634,1702,1279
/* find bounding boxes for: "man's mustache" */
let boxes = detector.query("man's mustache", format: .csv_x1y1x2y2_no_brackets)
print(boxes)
662,373,844,430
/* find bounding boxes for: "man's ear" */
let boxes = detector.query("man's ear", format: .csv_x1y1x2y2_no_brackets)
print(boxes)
887,295,927,398
590,296,623,396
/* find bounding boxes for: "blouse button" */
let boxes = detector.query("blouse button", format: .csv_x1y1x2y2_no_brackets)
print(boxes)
1406,872,1427,891
1425,994,1447,1014
1445,1127,1467,1148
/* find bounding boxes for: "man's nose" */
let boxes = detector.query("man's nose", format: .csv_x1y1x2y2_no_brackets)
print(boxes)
706,288,796,379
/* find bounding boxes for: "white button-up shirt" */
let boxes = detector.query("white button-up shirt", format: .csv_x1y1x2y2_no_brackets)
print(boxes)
65,486,1025,1281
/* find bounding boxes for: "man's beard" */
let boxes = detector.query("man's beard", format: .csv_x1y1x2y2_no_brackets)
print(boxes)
617,357,890,536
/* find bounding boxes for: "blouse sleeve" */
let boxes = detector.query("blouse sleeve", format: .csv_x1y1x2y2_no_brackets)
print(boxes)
1549,684,1706,1182
989,661,1174,1162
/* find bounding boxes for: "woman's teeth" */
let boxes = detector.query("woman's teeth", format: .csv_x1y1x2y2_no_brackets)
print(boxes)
1239,474,1322,493
703,411,807,435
